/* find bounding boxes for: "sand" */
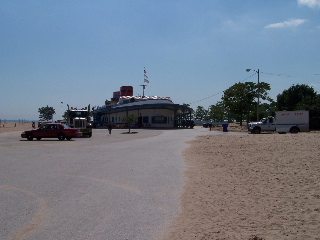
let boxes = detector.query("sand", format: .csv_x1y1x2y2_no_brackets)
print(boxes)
0,121,34,134
163,132,320,240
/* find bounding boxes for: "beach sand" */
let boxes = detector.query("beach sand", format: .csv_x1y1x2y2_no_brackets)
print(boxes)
163,132,320,240
0,121,34,134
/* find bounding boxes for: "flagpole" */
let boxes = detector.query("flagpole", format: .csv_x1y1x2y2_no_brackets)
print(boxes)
140,84,146,97
140,67,149,98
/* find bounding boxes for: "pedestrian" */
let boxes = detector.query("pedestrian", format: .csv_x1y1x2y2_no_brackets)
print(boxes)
32,122,35,129
208,122,212,131
107,124,112,135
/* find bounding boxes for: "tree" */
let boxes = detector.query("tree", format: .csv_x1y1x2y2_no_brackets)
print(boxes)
38,105,56,121
312,95,320,129
122,114,137,133
222,82,272,125
259,101,277,117
208,101,227,122
277,84,318,111
182,103,191,108
222,82,254,124
194,106,208,121
180,103,194,122
277,84,320,129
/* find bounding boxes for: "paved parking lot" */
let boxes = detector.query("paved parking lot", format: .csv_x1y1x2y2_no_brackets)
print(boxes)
0,127,240,240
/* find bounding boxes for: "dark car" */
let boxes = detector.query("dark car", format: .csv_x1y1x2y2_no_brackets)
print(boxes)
21,123,82,141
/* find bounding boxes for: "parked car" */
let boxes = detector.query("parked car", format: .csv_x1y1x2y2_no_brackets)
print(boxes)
21,123,82,141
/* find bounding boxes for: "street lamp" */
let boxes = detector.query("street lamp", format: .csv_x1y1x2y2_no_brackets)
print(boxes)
246,69,260,121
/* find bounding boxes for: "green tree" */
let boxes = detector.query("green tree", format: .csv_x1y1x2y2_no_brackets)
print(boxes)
222,82,272,125
38,105,56,121
277,84,317,111
207,101,226,122
122,114,137,133
259,101,277,117
277,84,320,129
182,103,191,108
312,95,320,129
194,106,208,121
181,103,194,121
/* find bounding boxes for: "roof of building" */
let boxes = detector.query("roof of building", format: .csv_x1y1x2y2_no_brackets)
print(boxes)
94,95,193,113
117,96,173,106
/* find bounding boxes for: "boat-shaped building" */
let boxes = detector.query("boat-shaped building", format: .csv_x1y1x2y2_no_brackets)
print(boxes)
93,86,193,128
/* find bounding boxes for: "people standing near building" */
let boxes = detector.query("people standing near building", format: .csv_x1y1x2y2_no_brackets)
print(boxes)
107,124,112,135
208,122,213,131
32,122,35,129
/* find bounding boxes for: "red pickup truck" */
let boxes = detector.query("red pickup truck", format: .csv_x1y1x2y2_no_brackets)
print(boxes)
21,123,82,141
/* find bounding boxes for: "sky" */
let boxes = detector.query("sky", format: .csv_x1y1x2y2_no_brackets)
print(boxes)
1,0,320,120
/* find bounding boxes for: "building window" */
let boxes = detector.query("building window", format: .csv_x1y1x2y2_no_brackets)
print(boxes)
152,116,167,124
143,116,149,123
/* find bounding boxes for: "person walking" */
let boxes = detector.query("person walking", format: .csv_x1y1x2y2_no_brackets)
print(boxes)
107,124,112,135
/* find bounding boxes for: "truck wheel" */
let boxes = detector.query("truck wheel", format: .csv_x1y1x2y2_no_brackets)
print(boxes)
27,134,33,141
290,127,299,134
88,133,92,138
58,133,65,141
252,127,261,134
36,137,41,140
66,137,71,140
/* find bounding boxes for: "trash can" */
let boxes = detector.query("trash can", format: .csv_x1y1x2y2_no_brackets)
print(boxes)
222,123,228,132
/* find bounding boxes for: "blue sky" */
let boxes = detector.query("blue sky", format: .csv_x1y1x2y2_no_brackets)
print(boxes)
1,0,320,120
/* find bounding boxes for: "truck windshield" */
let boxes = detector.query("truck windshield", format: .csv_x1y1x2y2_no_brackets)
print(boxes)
69,111,88,118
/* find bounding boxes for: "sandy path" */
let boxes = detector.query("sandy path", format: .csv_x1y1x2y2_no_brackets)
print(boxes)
163,133,320,240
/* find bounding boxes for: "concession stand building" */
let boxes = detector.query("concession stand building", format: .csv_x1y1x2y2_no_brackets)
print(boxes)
93,86,193,128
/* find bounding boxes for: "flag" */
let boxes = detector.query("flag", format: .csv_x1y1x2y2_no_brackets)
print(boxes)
144,68,149,83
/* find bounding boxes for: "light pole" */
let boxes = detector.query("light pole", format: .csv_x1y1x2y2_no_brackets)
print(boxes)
246,69,260,121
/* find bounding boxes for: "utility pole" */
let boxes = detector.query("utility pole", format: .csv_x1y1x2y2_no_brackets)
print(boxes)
246,68,260,121
257,69,260,121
